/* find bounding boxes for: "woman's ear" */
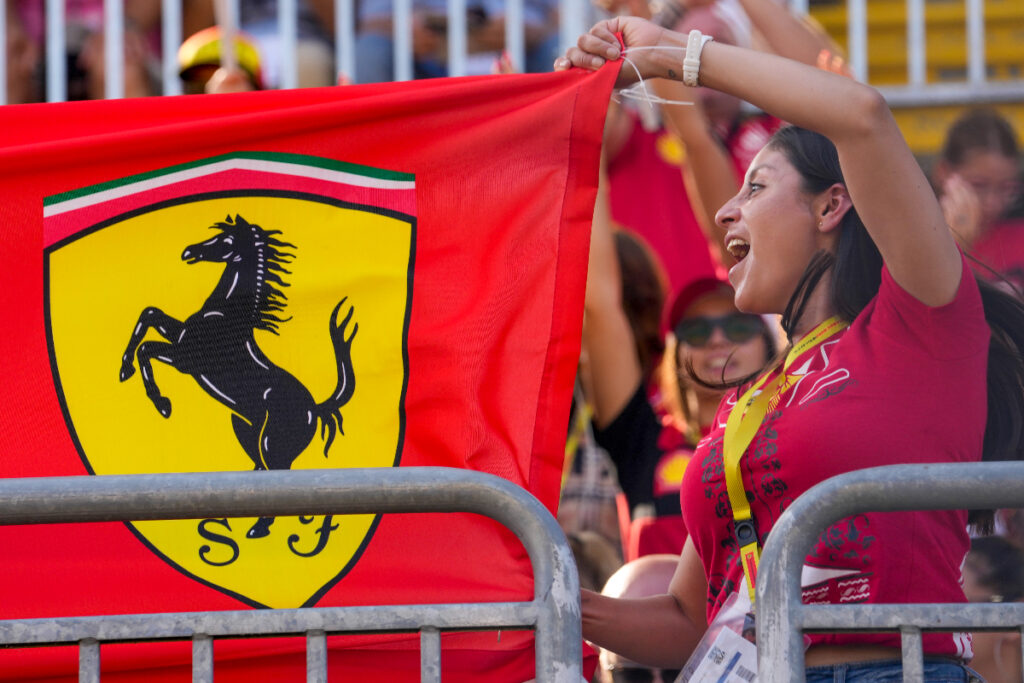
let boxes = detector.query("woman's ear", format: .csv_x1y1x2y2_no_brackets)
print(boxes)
815,183,854,234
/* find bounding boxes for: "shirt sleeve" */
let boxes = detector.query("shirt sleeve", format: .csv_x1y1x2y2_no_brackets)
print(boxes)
869,252,989,361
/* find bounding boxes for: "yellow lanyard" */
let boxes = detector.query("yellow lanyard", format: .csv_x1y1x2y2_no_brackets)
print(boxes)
722,316,849,605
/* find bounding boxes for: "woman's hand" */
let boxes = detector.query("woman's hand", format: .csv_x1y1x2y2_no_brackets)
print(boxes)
941,173,983,248
554,16,672,87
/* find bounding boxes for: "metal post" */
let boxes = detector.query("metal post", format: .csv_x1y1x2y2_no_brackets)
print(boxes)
104,0,125,98
447,0,468,77
505,0,525,77
420,627,441,683
393,0,414,81
306,629,327,683
847,0,867,83
45,0,67,102
192,634,214,683
279,0,299,88
965,0,985,85
558,0,586,59
162,0,183,95
79,638,100,683
899,626,924,681
906,0,925,87
0,0,7,105
336,0,356,83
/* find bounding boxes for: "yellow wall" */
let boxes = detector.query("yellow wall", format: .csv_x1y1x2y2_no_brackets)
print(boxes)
893,102,1024,160
808,0,1024,157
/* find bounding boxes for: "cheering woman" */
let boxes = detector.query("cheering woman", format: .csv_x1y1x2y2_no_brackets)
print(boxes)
557,14,1024,681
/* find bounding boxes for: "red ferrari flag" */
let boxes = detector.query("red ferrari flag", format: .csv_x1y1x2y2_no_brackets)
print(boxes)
0,69,615,680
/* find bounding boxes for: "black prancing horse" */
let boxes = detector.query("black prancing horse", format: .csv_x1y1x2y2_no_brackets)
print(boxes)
119,214,357,539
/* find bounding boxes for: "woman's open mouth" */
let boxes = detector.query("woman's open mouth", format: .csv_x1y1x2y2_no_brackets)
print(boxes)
726,238,750,262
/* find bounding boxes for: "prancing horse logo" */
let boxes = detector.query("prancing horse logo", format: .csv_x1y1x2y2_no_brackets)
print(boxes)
118,214,357,539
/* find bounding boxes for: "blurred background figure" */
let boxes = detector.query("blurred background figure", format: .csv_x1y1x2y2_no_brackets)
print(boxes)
963,536,1024,683
352,0,559,83
568,530,624,593
178,25,263,94
934,108,1024,291
183,0,335,89
595,554,681,683
559,390,624,558
8,0,162,101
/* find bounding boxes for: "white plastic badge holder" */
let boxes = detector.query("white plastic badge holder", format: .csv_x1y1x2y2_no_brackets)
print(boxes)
675,592,758,683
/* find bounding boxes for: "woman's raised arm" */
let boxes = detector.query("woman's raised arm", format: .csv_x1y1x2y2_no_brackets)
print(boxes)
557,18,962,307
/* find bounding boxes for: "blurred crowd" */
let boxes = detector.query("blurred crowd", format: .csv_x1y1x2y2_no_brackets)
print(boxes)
6,0,1024,680
3,0,561,100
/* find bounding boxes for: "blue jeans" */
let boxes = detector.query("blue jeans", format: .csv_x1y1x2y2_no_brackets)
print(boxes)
804,658,984,682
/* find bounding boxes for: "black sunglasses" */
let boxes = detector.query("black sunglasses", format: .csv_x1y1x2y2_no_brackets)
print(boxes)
610,668,683,683
674,313,765,348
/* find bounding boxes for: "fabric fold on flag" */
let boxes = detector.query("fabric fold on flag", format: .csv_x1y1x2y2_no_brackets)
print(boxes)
0,66,616,681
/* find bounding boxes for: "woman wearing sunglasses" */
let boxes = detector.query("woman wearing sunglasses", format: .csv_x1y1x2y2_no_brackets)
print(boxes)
659,278,777,447
563,11,1024,680
584,171,776,564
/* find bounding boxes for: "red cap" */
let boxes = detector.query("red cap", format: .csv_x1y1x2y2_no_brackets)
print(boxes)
665,276,734,331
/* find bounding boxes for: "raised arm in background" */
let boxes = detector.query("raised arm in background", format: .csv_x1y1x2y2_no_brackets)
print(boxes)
582,163,643,428
649,0,844,265
733,0,838,66
650,81,735,265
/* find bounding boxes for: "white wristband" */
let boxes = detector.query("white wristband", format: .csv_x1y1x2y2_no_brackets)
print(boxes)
682,29,714,87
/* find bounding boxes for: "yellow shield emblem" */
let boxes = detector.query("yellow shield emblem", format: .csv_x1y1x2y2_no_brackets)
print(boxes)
44,153,414,608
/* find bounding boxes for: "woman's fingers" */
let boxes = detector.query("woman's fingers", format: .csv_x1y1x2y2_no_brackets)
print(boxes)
555,16,669,87
554,20,622,71
554,47,602,71
580,29,623,61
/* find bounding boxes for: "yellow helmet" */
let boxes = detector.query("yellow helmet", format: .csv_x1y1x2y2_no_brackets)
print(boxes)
178,26,263,89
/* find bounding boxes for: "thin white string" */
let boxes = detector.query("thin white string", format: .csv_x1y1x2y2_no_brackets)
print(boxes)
616,46,696,111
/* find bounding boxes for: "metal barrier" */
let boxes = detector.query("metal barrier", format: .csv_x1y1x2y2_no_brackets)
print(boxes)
0,467,582,683
757,461,1024,683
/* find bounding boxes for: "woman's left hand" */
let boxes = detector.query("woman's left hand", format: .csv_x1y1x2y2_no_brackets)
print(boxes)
554,16,670,87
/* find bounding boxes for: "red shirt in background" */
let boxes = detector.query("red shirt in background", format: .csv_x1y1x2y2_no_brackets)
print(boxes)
971,217,1024,292
606,111,782,300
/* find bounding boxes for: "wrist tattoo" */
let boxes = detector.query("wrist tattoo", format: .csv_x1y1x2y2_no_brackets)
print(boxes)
668,68,677,79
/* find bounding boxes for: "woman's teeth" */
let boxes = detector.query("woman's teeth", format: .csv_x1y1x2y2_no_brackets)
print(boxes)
727,238,749,261
707,357,729,371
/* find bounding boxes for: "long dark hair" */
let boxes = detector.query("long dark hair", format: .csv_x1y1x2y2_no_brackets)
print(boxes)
773,126,1024,532
941,108,1019,166
614,228,668,380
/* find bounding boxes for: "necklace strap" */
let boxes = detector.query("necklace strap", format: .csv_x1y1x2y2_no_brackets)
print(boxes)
722,316,848,605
